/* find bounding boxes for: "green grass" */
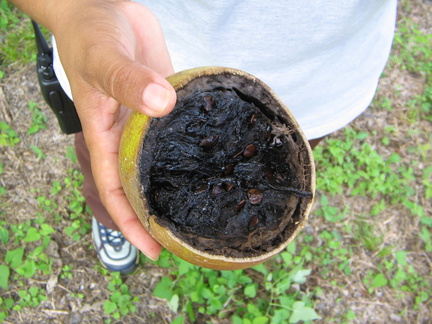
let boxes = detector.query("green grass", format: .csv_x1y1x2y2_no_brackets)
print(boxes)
0,154,90,321
0,121,20,147
314,127,420,206
0,216,55,321
0,0,37,69
63,169,91,241
152,243,320,324
103,272,139,320
27,101,48,135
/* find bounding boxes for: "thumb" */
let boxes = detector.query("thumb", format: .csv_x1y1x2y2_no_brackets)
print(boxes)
99,58,177,117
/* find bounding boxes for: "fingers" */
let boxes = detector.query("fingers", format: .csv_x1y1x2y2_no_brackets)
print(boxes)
82,104,163,260
101,159,163,261
99,171,163,261
55,1,177,118
51,2,175,260
101,59,177,117
84,3,177,117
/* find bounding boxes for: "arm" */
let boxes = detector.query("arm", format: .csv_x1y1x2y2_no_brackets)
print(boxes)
9,0,177,260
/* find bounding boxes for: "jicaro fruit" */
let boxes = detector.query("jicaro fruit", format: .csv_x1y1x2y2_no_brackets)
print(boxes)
119,67,315,270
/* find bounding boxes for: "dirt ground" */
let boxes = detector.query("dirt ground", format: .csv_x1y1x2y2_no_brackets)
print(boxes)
1,1,431,323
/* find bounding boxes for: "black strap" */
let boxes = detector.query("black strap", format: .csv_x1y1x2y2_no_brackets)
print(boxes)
32,21,82,134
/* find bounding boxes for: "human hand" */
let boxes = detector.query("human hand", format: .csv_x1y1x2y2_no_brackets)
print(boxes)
51,1,177,260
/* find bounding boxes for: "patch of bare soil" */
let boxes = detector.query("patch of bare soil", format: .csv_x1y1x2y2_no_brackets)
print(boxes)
304,2,432,323
1,1,431,323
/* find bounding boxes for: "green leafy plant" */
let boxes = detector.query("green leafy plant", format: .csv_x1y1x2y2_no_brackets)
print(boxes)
1,285,46,322
315,194,348,223
60,264,73,280
13,286,47,311
315,230,352,278
354,220,383,252
153,242,320,324
27,101,47,135
391,18,432,76
0,121,20,147
390,15,432,127
63,169,90,241
103,272,139,320
0,296,14,322
363,272,389,293
0,0,37,66
51,180,62,195
5,222,54,278
66,146,78,163
0,214,55,321
0,164,6,196
419,226,432,252
30,145,46,160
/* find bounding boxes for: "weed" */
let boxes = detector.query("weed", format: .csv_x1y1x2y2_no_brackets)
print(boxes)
419,227,431,252
364,250,431,311
0,214,55,320
423,166,432,200
363,271,389,293
0,296,14,322
315,194,348,223
103,272,139,320
63,169,90,241
378,96,393,111
0,164,6,196
314,127,422,206
60,264,73,279
0,0,37,66
153,242,320,323
391,18,432,76
51,180,62,195
314,230,353,278
390,15,432,127
0,121,20,147
27,101,47,135
13,286,47,310
5,223,54,278
30,145,46,160
354,221,383,252
66,146,78,163
0,220,9,245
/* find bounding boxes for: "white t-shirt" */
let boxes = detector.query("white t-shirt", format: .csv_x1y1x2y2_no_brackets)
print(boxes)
53,0,397,139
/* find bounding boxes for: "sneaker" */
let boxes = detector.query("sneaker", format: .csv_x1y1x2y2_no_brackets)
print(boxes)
92,217,138,274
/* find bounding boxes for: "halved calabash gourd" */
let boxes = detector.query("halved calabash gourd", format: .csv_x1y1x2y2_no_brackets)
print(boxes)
119,67,315,270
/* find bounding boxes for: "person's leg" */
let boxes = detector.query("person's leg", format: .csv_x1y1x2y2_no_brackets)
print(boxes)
308,136,326,150
75,132,138,274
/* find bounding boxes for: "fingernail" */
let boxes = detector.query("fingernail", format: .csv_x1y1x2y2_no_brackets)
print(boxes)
143,83,171,114
145,253,159,262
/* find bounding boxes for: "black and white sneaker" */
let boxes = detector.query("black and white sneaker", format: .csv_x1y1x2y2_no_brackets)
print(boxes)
92,217,138,274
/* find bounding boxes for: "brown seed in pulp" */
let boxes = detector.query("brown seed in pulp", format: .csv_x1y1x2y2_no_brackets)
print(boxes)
248,188,263,205
243,144,257,158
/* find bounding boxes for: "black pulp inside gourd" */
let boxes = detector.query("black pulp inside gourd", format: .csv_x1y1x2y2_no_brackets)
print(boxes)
140,73,313,257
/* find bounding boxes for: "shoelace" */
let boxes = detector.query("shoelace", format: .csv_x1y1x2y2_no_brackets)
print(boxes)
99,224,126,252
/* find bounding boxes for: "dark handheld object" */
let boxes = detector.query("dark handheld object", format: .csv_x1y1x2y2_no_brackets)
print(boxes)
32,21,82,134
